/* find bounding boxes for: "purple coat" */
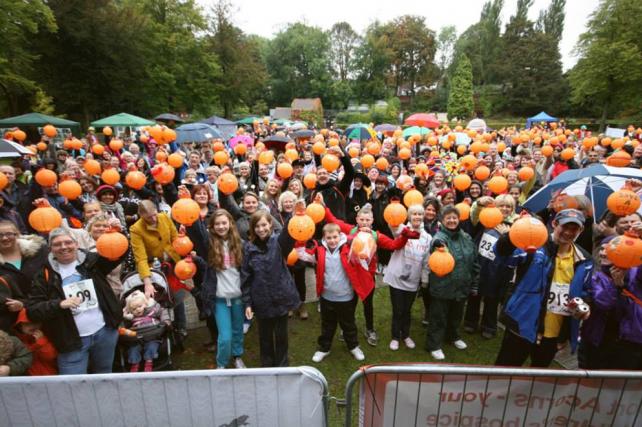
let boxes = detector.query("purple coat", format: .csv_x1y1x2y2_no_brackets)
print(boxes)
582,268,642,346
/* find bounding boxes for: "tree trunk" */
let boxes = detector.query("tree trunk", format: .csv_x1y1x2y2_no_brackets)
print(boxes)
599,101,608,133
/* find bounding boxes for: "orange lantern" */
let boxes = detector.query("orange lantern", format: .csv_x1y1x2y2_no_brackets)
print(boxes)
456,202,470,221
541,145,554,157
84,159,101,175
312,141,326,155
92,144,105,156
125,170,147,190
348,147,360,158
474,166,491,181
398,147,411,160
151,163,175,185
172,231,194,257
415,163,429,178
552,194,579,212
509,216,548,252
396,175,413,191
162,127,176,144
37,142,47,152
375,157,389,171
171,195,200,226
12,129,26,142
367,142,381,156
217,173,239,195
174,256,197,280
277,162,293,179
103,127,113,137
611,139,625,150
212,141,225,152
234,143,247,156
96,230,129,260
487,176,508,194
457,145,467,155
428,247,455,277
560,148,575,161
601,137,612,147
258,150,274,165
43,125,57,138
101,168,120,185
35,169,57,187
460,155,478,171
497,142,506,153
168,153,184,168
321,154,340,172
109,139,123,152
305,202,326,224
285,149,299,162
606,151,631,167
288,211,315,241
214,151,229,166
518,167,535,181
606,234,642,269
607,186,641,216
155,150,168,163
28,200,62,233
383,200,407,226
58,180,82,200
361,154,375,169
303,173,317,190
479,206,503,228
453,174,472,191
403,189,423,207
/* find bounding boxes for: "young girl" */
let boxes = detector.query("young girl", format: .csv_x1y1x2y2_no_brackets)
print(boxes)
191,209,247,369
123,290,170,372
241,209,300,367
323,202,418,346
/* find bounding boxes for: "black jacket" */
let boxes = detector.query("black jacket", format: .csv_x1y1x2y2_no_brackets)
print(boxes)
309,152,354,221
26,250,124,353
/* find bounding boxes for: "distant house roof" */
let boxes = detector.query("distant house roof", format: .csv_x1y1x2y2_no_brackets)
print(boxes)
291,98,322,111
270,107,292,120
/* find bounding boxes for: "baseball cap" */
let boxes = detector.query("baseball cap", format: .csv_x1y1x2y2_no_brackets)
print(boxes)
554,209,585,226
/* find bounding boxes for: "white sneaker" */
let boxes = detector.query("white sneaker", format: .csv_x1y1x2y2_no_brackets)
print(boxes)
350,346,365,361
243,323,250,334
431,349,445,360
233,357,246,369
453,339,468,350
403,337,416,349
312,351,330,363
389,340,399,351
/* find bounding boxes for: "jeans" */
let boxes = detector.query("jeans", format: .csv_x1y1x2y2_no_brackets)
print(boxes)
318,297,358,352
495,330,558,367
257,315,289,367
389,287,416,340
214,297,245,368
57,326,118,375
127,340,161,364
425,298,465,351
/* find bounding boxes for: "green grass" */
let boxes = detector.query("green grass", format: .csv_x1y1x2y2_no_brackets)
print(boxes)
175,279,503,425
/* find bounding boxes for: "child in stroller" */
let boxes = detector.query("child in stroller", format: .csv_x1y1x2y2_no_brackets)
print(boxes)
122,290,170,372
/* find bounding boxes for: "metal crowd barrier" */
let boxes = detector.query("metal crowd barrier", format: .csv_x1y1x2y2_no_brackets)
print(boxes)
343,364,642,427
0,367,328,427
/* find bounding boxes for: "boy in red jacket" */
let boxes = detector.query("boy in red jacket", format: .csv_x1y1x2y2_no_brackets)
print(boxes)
14,309,57,376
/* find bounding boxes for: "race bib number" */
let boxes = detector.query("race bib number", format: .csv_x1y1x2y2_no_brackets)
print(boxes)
478,233,498,261
62,279,99,314
547,281,570,315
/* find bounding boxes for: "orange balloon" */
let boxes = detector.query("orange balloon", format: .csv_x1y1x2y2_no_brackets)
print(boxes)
277,162,293,178
258,150,274,165
312,141,326,155
321,154,340,172
303,173,317,190
58,180,82,200
474,166,491,181
541,145,553,157
305,202,326,223
101,168,120,185
375,157,389,171
403,189,423,207
84,159,102,175
35,169,57,187
217,173,239,195
234,143,247,156
453,174,472,191
168,153,184,168
361,154,375,169
214,151,229,166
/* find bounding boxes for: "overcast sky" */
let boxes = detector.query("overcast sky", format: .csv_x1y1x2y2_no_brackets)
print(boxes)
199,0,600,71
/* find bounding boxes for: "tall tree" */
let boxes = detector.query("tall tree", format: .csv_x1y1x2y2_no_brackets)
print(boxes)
569,0,642,129
209,0,267,118
436,26,457,76
328,22,360,81
447,55,474,120
0,1,56,115
353,22,393,103
536,0,566,44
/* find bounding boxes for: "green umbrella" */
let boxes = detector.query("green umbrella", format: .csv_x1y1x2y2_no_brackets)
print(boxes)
273,118,293,126
402,126,430,138
0,112,79,127
90,113,155,128
235,116,261,125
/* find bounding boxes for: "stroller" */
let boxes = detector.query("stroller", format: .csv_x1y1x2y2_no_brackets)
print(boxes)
115,269,176,372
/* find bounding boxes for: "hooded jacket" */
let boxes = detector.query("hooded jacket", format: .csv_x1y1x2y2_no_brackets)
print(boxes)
429,227,479,300
14,309,57,376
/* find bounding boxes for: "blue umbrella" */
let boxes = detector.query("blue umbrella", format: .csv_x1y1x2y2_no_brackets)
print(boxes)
523,165,642,221
175,123,222,144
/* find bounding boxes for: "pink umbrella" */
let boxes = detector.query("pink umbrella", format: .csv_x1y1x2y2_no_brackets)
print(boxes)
404,113,440,129
228,134,253,148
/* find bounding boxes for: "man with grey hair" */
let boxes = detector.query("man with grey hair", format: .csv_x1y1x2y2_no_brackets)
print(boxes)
26,227,125,374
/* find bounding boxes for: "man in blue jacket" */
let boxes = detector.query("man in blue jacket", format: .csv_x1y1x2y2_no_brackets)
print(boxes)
494,209,593,367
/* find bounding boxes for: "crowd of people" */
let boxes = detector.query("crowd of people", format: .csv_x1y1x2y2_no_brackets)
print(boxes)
1,120,642,377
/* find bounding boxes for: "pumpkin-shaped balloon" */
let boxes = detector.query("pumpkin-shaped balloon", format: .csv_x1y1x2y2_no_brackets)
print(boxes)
151,163,175,185
212,141,225,152
43,125,57,138
172,232,194,257
560,148,575,161
277,162,293,179
285,149,299,162
58,180,82,200
109,138,123,152
0,172,7,191
28,200,62,233
606,234,642,269
396,175,413,191
303,173,317,190
217,173,238,195
487,176,508,194
474,166,490,181
607,187,641,215
168,153,184,168
92,144,105,155
103,126,113,136
287,249,298,266
162,128,176,144
101,168,120,185
214,151,229,166
518,167,535,181
456,202,470,221
541,145,553,157
403,189,423,207
321,154,340,172
361,154,375,169
606,150,631,167
479,206,503,229
12,129,26,142
125,170,147,190
312,141,326,155
156,150,168,163
509,216,548,253
305,202,325,224
383,200,408,227
258,150,274,165
429,247,455,277
415,163,429,178
71,138,83,150
350,231,377,261
35,169,57,187
375,157,389,171
453,174,472,191
234,143,247,156
171,196,200,226
348,147,360,158
96,230,129,260
460,155,478,171
288,212,315,242
398,147,412,160
84,159,101,175
37,142,47,152
552,194,578,212
175,256,197,280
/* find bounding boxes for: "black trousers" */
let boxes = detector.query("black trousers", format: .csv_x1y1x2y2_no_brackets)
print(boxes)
289,266,307,303
495,330,558,367
464,294,500,334
389,287,416,340
421,287,431,321
425,298,465,351
318,297,359,352
257,315,289,367
611,340,642,370
362,289,375,331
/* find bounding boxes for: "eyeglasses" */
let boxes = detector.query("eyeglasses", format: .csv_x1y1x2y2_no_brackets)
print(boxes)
0,232,17,239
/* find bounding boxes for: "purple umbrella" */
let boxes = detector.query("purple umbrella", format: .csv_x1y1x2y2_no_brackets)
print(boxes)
228,134,253,148
374,124,398,133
